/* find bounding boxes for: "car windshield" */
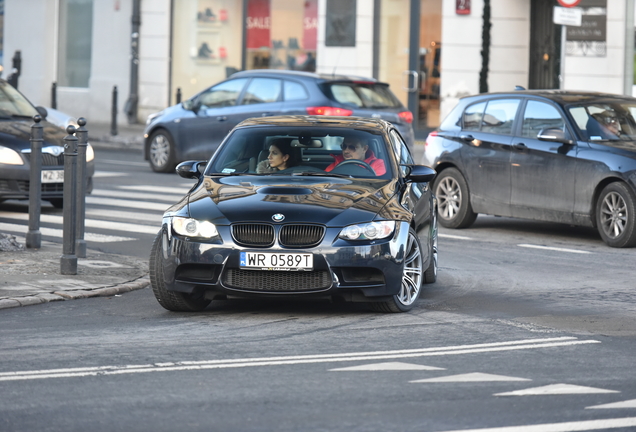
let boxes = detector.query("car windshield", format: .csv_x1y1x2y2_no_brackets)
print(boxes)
568,101,636,141
206,126,393,179
322,82,402,109
0,81,39,118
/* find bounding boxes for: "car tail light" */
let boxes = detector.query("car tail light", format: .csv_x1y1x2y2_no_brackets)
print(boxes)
306,106,353,116
425,130,438,147
398,111,413,123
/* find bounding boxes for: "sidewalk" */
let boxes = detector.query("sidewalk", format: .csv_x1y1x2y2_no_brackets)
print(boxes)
87,121,145,151
0,233,149,310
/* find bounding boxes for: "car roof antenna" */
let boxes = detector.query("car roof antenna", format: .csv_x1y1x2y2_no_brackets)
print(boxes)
514,85,526,91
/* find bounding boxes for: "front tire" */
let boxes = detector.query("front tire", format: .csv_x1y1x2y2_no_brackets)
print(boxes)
434,168,477,228
370,228,423,313
596,182,636,248
148,129,177,173
149,231,212,311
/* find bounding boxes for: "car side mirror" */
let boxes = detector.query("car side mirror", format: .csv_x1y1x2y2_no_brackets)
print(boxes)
403,165,436,183
537,128,573,145
35,106,48,119
182,98,200,113
176,160,207,179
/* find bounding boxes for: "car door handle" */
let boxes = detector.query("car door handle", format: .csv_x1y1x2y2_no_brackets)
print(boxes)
459,134,474,142
513,142,527,150
216,116,227,122
261,112,273,117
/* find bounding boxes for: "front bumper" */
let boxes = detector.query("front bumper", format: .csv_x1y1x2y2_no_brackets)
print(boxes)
159,221,413,302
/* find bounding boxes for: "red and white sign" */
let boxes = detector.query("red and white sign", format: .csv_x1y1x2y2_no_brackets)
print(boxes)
246,0,270,49
557,0,581,7
456,0,470,15
303,0,318,50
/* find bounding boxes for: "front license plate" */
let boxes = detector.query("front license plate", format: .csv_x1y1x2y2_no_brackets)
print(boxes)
41,170,64,184
240,252,313,271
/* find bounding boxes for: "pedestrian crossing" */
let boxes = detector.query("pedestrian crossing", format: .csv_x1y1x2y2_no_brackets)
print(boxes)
0,183,193,243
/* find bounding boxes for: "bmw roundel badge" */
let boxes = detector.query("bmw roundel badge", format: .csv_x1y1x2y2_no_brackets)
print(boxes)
272,213,285,222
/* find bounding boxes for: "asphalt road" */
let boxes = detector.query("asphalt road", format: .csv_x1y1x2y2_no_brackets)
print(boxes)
0,147,635,431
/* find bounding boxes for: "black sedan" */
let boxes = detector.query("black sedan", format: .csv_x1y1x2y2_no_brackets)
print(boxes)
0,80,95,208
143,69,415,172
150,116,437,312
423,90,636,247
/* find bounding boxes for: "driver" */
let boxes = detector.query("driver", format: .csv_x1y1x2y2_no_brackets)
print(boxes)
325,136,386,175
592,111,621,138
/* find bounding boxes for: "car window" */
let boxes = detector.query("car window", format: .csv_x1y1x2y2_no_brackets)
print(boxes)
207,126,392,179
0,81,38,117
463,102,486,131
241,78,282,105
521,101,567,139
481,99,519,135
389,130,413,176
323,83,402,108
284,80,309,101
198,78,248,108
568,102,636,141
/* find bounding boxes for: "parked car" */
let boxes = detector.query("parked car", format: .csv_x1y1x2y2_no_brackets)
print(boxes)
143,69,415,172
0,81,95,208
149,115,437,312
423,89,636,248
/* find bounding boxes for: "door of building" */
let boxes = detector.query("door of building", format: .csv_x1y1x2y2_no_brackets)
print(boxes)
529,0,561,89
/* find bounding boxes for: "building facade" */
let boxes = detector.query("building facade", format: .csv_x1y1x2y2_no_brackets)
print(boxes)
2,0,634,132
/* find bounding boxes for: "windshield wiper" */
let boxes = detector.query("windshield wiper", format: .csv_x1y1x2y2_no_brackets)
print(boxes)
207,172,255,176
291,172,350,178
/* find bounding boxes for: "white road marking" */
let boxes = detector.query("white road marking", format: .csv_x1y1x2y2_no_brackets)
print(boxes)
93,171,129,178
86,196,169,211
437,417,636,432
0,212,159,235
98,159,148,167
330,362,445,371
0,222,136,242
118,185,194,194
85,209,161,224
586,399,636,410
411,372,530,383
0,337,599,382
91,188,184,203
439,233,473,240
517,244,591,254
495,383,619,397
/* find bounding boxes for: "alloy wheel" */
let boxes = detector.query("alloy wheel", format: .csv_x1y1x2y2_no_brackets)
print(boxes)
437,176,461,220
150,134,170,168
600,191,628,239
397,231,423,306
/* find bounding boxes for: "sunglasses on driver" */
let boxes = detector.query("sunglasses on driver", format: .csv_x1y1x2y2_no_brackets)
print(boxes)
341,143,361,151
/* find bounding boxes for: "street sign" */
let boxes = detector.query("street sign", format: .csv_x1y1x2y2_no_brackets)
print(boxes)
553,6,582,26
557,0,581,6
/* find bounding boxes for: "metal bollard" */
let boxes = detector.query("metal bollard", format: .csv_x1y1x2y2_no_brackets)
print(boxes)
111,85,118,136
61,125,78,275
176,87,182,104
75,118,88,258
26,115,43,249
51,82,57,109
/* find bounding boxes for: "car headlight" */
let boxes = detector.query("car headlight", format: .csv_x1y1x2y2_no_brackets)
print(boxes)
0,146,24,165
172,216,218,238
86,143,95,162
146,111,164,125
339,221,395,241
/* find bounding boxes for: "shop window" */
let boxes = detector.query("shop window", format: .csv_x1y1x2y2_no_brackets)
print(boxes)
241,78,282,104
57,0,93,88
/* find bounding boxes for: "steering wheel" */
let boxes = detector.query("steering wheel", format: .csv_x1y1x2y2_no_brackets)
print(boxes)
336,159,376,174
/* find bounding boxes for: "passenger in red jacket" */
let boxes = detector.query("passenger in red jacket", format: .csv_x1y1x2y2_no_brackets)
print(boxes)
325,137,386,175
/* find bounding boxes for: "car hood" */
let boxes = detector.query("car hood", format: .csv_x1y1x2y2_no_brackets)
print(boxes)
0,118,66,150
178,176,405,226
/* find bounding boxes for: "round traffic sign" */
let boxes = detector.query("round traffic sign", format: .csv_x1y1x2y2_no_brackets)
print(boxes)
557,0,581,6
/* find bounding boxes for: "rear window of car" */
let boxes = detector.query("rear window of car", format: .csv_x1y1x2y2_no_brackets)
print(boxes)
321,82,402,108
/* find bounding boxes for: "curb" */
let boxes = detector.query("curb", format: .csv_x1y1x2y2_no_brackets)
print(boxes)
0,275,150,310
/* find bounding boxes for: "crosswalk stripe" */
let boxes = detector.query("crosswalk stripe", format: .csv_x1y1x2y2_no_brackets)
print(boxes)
85,209,161,224
0,222,136,243
86,196,171,211
118,185,195,194
91,188,184,203
0,212,158,235
437,417,636,432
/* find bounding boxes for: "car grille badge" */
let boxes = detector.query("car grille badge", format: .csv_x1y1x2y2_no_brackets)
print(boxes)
272,213,285,222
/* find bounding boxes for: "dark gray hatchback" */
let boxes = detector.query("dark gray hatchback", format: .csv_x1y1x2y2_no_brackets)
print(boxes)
143,69,414,172
423,90,636,248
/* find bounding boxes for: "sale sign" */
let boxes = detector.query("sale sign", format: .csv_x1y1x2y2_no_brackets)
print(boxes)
246,0,270,49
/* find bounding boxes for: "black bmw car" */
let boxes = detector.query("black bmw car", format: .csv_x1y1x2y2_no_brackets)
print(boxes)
424,90,636,248
0,80,95,207
143,69,415,173
150,116,437,313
